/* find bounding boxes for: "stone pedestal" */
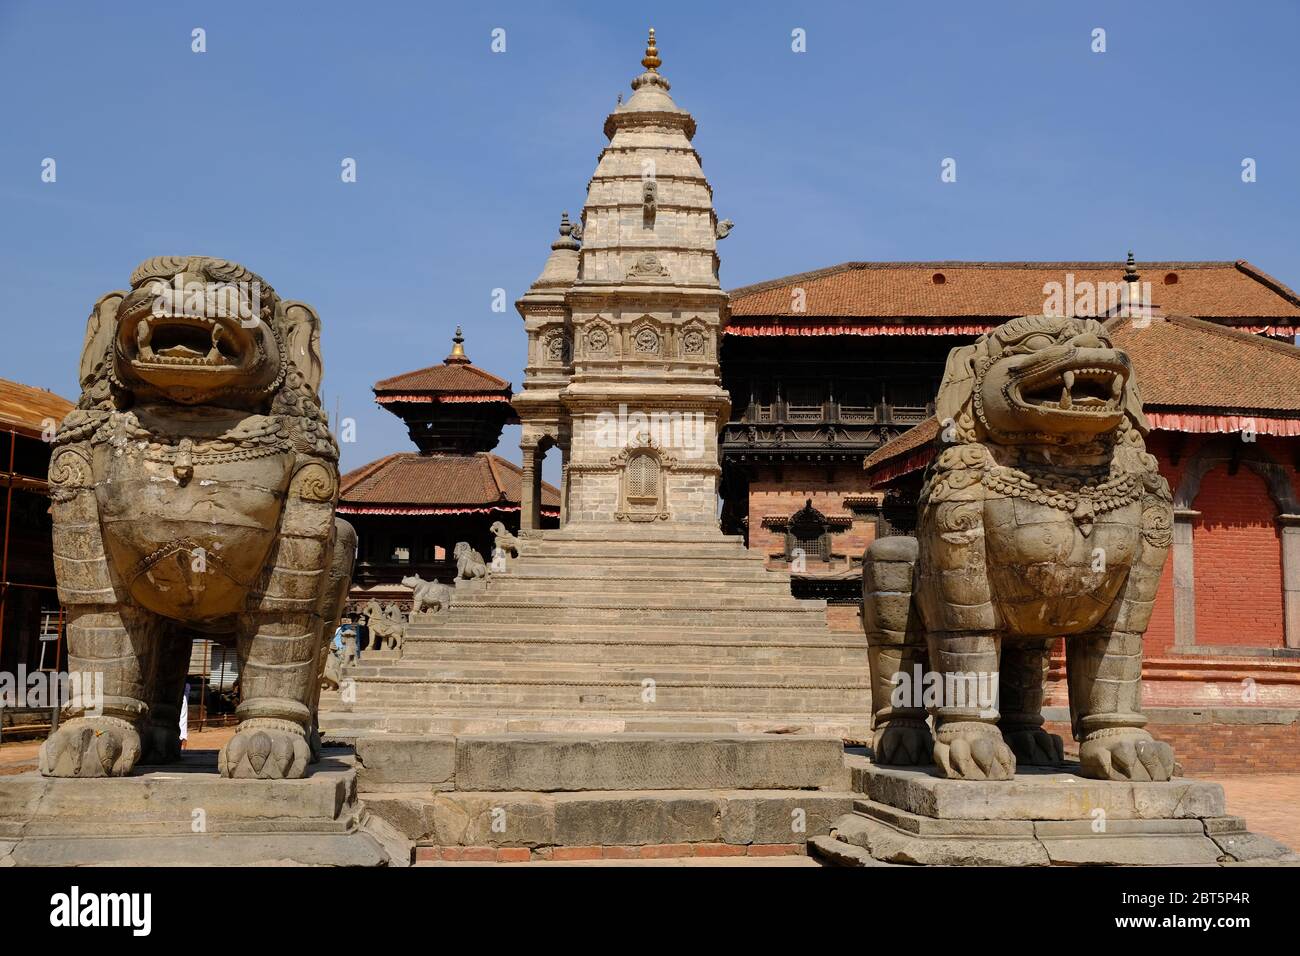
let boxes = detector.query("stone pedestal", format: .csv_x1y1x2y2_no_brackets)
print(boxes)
811,763,1297,867
0,751,396,866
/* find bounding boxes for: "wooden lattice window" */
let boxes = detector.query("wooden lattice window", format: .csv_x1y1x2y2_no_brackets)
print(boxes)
626,453,660,503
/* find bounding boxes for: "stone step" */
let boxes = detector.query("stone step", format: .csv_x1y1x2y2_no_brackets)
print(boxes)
403,621,861,642
502,565,789,581
452,590,816,610
440,604,828,628
319,711,873,740
365,787,854,852
394,635,867,667
518,545,770,562
529,527,748,544
351,732,856,853
343,666,871,717
352,732,851,791
473,580,790,595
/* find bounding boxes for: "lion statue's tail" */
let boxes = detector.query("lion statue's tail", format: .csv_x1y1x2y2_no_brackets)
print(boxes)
861,536,934,765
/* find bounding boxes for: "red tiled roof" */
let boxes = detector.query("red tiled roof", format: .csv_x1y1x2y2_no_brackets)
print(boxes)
374,362,510,396
0,378,74,439
728,261,1300,329
1107,314,1300,415
862,314,1300,484
339,452,559,513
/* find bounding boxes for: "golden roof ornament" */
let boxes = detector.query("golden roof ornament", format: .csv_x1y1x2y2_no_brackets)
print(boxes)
642,27,661,71
446,326,469,364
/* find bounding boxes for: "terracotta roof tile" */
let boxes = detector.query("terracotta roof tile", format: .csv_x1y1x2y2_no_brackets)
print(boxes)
0,378,74,438
374,362,510,395
1107,313,1300,414
340,452,558,510
728,261,1300,326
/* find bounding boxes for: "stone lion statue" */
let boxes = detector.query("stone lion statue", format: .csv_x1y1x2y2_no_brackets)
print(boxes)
402,573,451,615
489,520,519,559
862,316,1174,782
453,541,487,580
42,256,354,780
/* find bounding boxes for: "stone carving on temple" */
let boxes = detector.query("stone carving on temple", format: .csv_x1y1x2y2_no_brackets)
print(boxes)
454,541,488,580
42,256,353,780
402,574,452,616
861,315,1175,782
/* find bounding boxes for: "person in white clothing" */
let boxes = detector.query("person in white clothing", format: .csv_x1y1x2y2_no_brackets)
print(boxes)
179,682,190,750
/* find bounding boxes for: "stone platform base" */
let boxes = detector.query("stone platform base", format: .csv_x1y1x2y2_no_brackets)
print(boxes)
811,763,1299,867
354,732,857,858
0,751,397,867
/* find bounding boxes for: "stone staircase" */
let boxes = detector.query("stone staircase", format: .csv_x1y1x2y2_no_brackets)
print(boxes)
322,526,872,739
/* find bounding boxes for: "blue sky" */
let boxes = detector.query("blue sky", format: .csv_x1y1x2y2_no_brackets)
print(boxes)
1,0,1297,478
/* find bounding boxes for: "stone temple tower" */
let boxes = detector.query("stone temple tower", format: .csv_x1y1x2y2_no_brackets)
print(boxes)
517,28,732,530
327,31,870,739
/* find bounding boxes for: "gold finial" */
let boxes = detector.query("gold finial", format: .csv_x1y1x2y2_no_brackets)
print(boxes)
447,325,467,363
641,27,661,71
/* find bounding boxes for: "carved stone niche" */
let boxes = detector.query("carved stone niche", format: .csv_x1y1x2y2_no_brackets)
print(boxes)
542,329,572,365
630,317,662,357
613,432,675,522
584,318,614,358
679,319,709,360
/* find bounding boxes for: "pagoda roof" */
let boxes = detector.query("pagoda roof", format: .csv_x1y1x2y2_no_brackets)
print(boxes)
728,260,1300,336
339,452,559,516
0,377,73,439
862,314,1300,486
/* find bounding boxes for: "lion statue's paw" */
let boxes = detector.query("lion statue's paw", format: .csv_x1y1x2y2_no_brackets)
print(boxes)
872,718,933,766
1079,729,1174,782
219,722,311,779
933,722,1016,780
1001,725,1065,767
39,717,141,778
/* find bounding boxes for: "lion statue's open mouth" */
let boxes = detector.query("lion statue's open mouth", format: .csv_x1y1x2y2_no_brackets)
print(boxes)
1014,357,1127,414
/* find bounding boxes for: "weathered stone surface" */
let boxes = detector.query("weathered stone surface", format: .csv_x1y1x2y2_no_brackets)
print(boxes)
450,734,849,792
44,256,352,782
816,763,1295,866
360,788,854,850
862,316,1177,783
354,734,456,790
858,763,1224,821
0,758,394,866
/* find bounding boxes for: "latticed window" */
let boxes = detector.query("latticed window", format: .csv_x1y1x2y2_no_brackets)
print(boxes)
626,453,660,502
787,531,830,562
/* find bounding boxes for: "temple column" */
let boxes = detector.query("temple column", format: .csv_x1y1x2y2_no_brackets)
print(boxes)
1279,515,1300,648
1171,508,1199,648
520,443,540,531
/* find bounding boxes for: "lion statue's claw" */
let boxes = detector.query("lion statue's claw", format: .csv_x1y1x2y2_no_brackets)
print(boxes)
872,720,934,766
39,717,141,778
933,723,1016,780
1080,730,1174,782
219,724,310,779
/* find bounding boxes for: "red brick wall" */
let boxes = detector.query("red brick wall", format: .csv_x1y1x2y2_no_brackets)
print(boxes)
1191,464,1285,647
746,463,876,570
1146,432,1296,651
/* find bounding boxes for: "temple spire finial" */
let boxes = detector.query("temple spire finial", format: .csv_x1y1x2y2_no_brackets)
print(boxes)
641,27,661,71
1124,249,1140,283
446,325,468,364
